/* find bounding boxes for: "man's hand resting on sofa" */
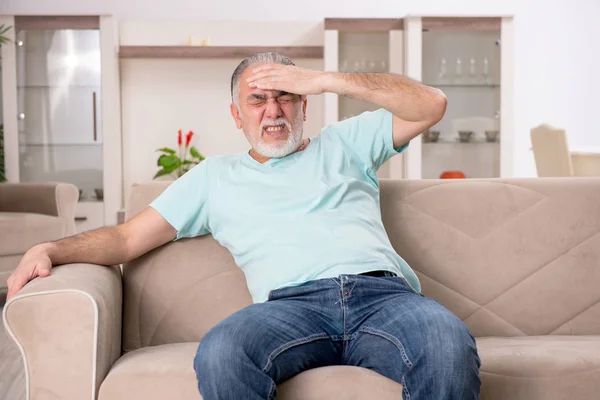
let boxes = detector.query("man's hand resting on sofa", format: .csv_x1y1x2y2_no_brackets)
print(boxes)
5,207,177,301
6,243,53,300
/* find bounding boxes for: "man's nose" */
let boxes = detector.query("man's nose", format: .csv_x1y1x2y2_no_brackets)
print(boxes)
264,98,283,120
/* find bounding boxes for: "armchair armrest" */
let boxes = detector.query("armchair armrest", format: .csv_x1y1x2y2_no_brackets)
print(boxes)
0,182,79,235
2,263,122,400
571,151,600,177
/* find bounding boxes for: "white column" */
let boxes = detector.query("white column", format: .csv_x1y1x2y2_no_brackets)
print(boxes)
1,16,19,182
100,15,123,225
500,16,515,178
404,17,422,180
388,29,405,179
323,29,339,127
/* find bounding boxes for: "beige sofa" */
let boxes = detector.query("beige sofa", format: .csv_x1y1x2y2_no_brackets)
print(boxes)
3,177,600,400
0,182,79,300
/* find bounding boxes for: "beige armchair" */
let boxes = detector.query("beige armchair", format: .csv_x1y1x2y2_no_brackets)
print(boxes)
531,124,600,177
0,182,79,299
3,178,600,400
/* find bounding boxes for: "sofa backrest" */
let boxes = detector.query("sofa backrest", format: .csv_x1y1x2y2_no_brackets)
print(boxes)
122,178,600,352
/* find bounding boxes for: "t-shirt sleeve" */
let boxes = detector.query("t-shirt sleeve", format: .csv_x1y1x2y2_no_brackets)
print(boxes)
327,108,409,172
149,160,211,240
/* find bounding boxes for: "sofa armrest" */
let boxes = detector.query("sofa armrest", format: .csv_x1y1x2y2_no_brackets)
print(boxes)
0,182,79,235
2,263,122,400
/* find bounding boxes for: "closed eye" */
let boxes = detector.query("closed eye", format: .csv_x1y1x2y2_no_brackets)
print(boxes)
248,99,266,106
278,96,293,103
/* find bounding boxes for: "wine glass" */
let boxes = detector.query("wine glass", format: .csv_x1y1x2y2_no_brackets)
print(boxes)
438,57,447,83
339,59,349,72
469,58,477,82
380,60,387,73
454,57,463,83
481,57,490,84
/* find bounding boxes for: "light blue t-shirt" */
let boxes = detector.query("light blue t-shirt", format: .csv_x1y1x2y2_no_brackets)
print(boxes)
150,108,421,303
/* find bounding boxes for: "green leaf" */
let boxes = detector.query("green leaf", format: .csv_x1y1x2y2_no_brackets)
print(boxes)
158,154,180,168
153,168,171,179
162,159,182,173
189,146,203,160
157,154,179,167
156,147,176,155
0,25,12,45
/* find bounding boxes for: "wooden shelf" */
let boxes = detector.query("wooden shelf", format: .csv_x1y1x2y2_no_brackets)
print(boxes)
324,18,404,31
15,16,99,30
422,17,501,31
119,46,324,59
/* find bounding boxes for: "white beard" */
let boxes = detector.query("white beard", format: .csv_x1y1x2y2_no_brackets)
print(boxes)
248,113,304,158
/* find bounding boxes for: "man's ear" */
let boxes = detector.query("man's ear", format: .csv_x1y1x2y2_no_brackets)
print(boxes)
230,103,243,129
302,98,308,121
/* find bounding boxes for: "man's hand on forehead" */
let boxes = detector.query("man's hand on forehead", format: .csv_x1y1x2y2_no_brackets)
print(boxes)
246,64,327,96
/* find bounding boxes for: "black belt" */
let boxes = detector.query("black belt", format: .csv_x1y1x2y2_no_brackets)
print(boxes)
359,270,397,278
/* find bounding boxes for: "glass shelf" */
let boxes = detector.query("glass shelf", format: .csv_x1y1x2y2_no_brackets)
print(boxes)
424,83,500,88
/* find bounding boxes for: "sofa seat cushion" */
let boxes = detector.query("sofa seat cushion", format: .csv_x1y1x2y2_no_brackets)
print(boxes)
0,212,67,256
98,342,403,400
477,335,600,400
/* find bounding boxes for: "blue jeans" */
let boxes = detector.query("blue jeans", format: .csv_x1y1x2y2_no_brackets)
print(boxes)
194,274,481,399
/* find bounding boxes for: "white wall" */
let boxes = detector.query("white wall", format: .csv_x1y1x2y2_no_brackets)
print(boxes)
3,0,600,178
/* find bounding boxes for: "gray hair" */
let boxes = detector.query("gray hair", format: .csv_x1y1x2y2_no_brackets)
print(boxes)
230,52,295,106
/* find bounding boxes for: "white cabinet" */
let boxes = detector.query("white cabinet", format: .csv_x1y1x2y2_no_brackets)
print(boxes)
324,17,515,180
3,16,123,228
15,28,105,207
404,16,515,179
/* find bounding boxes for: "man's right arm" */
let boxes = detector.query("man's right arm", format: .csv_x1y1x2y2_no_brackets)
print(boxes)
6,207,176,300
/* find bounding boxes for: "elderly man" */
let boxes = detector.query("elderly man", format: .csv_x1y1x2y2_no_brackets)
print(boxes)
7,52,480,399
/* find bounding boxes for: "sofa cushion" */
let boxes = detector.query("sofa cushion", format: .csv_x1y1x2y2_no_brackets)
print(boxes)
478,336,600,400
99,336,600,400
98,342,404,400
0,212,68,256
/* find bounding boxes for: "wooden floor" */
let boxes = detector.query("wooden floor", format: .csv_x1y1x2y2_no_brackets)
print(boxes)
0,305,26,400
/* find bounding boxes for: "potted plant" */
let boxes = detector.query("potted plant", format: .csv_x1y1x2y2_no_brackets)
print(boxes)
154,130,205,179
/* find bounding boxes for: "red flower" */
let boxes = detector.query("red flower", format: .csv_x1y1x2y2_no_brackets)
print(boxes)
185,130,194,147
177,129,182,146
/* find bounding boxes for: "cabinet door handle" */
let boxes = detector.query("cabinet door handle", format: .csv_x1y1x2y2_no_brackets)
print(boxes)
75,217,88,221
92,91,97,141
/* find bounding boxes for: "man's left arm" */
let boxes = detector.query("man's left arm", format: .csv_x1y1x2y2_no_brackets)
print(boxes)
246,65,447,148
322,72,447,149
